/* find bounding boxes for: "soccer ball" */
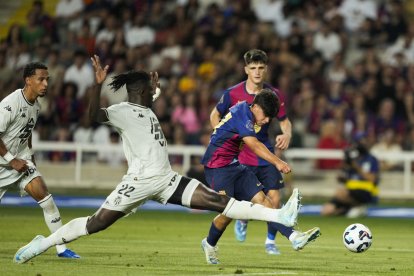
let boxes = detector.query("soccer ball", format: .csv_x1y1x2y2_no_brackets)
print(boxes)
343,223,372,253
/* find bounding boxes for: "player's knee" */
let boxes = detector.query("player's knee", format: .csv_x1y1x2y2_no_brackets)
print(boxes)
86,214,110,234
204,191,229,211
251,191,271,206
210,192,228,205
266,190,281,208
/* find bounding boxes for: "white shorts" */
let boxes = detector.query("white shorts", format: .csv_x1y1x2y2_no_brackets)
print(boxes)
101,171,183,214
0,160,42,200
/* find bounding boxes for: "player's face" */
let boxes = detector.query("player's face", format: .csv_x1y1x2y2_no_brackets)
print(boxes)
251,104,270,126
245,62,267,85
26,69,49,98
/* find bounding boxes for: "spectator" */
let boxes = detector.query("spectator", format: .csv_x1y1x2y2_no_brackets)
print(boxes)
55,0,84,43
370,128,403,171
338,0,377,33
55,82,84,126
313,22,342,62
124,14,155,48
63,49,94,99
316,120,348,170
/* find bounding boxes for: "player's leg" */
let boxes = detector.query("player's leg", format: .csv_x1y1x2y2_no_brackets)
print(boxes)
256,165,295,254
167,174,301,264
234,165,284,244
253,165,321,253
14,208,125,264
169,177,299,224
23,172,79,258
264,189,283,254
15,178,150,264
14,178,143,264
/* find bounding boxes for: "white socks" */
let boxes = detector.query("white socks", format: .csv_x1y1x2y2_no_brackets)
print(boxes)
222,198,282,223
40,217,89,252
38,195,66,253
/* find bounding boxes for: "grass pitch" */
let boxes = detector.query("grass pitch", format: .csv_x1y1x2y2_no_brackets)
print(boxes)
1,206,413,276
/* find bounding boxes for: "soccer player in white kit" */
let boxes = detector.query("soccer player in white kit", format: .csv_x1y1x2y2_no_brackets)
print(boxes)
0,62,79,259
13,55,301,264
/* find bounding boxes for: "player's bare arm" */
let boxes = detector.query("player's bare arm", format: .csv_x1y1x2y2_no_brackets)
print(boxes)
275,118,292,150
0,138,28,173
89,55,109,124
242,136,291,174
209,107,221,128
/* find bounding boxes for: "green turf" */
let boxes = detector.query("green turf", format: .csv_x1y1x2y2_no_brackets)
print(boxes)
1,206,413,276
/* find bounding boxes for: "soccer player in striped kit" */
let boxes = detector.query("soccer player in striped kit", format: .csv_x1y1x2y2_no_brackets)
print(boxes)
209,49,320,256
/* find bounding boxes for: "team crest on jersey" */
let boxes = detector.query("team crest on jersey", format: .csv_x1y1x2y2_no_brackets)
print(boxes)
4,105,11,112
245,120,253,131
254,124,261,133
113,196,122,206
218,190,226,195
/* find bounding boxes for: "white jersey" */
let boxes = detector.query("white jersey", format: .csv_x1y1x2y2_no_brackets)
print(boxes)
0,89,40,164
0,89,41,187
103,102,172,180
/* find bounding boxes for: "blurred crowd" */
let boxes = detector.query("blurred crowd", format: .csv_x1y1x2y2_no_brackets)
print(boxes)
0,0,413,169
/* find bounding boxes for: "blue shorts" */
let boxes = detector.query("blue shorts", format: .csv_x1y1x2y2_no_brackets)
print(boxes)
244,165,284,194
204,163,264,201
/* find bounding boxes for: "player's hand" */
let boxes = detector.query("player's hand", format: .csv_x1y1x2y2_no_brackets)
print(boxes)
9,158,28,173
275,134,291,150
91,55,109,85
275,160,291,174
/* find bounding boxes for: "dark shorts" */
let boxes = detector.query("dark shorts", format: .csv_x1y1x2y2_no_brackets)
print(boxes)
348,189,374,204
331,189,375,215
204,163,264,201
244,165,284,193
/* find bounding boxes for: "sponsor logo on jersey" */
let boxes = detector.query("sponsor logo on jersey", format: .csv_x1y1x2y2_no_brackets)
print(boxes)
114,196,122,206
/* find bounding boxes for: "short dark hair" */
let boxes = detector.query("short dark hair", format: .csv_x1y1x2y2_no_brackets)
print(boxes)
23,62,47,80
243,49,268,65
109,70,151,93
252,88,279,118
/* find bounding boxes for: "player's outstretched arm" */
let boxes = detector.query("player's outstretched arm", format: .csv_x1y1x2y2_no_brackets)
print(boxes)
243,136,291,174
89,55,109,123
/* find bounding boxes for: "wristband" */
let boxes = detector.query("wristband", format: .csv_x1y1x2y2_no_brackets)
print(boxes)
3,152,14,163
153,87,161,102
